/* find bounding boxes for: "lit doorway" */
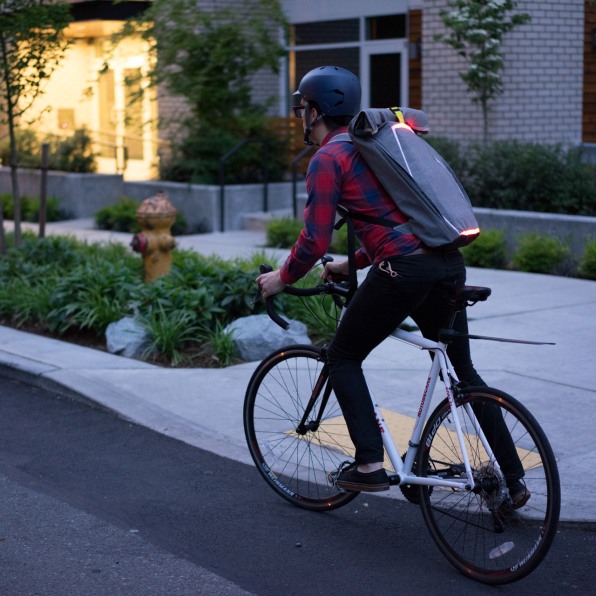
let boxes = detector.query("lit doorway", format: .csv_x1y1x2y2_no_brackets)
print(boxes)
96,55,156,180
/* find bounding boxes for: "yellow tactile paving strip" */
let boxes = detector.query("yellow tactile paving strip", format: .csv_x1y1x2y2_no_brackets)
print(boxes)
301,408,542,473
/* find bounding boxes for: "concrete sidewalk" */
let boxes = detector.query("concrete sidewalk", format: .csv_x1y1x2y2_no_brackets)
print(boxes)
1,220,595,522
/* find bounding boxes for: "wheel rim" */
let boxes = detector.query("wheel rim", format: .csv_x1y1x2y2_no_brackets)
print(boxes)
419,390,560,584
245,348,357,509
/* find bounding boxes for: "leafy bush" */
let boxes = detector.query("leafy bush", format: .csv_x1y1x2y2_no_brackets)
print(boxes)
265,217,355,255
47,259,143,335
511,233,571,274
423,137,596,217
140,306,204,367
425,136,469,178
48,128,97,173
160,115,289,185
0,129,40,168
95,197,141,232
265,217,303,248
94,196,188,235
461,230,508,269
0,128,97,173
464,141,596,216
578,241,596,280
0,193,66,222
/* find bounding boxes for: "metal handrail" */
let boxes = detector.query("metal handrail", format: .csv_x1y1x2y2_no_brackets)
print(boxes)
218,138,270,232
291,145,314,219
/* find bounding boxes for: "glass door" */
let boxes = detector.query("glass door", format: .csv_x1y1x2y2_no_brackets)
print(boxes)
361,41,408,109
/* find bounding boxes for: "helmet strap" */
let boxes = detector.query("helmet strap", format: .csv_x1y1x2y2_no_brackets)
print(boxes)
303,101,322,145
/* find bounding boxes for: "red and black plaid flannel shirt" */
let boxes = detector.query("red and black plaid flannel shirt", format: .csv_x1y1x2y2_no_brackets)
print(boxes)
279,127,421,285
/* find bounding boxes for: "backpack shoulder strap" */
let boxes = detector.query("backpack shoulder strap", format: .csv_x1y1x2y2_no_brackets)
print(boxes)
344,208,413,236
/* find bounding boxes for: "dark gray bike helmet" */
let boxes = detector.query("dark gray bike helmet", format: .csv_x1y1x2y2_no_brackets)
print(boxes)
293,66,361,144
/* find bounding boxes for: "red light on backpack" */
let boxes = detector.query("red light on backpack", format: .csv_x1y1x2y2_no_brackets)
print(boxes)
461,228,480,236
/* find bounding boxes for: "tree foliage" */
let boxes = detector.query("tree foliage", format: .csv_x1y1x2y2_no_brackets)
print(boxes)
118,0,289,184
435,0,530,143
0,0,72,250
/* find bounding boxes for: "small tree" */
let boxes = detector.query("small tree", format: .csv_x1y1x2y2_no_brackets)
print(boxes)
0,0,72,251
117,0,288,184
435,0,530,144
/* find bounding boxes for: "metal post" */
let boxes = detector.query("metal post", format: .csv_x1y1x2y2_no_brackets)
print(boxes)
39,142,50,238
291,146,313,219
262,141,269,213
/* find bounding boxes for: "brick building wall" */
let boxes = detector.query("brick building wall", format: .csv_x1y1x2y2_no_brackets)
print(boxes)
423,0,584,146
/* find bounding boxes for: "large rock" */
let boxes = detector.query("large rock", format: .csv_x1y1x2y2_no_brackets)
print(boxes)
225,314,311,362
106,317,152,359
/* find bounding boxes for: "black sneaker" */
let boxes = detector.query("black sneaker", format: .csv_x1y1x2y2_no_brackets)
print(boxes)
507,479,531,510
333,461,390,493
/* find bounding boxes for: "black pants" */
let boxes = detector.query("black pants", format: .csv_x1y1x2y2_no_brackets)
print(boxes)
327,251,524,481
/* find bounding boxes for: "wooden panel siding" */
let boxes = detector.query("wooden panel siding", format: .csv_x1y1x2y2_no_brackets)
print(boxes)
584,1,596,142
269,117,311,175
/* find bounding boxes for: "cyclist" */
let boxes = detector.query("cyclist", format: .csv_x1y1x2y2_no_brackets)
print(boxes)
256,66,529,508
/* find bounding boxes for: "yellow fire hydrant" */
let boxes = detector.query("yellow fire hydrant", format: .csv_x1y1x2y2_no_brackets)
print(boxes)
130,192,177,282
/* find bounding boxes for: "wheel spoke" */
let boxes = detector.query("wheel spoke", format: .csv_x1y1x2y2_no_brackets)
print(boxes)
244,347,358,511
418,388,560,584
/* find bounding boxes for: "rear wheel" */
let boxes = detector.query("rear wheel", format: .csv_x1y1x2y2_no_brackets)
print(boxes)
243,345,358,511
418,387,560,584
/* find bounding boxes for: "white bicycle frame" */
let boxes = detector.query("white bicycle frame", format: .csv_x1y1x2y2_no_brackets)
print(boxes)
370,326,502,491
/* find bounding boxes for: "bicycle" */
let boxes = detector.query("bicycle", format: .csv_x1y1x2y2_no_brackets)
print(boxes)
244,260,560,585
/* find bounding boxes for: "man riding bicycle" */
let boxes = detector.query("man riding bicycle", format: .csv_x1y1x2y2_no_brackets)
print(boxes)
257,66,529,508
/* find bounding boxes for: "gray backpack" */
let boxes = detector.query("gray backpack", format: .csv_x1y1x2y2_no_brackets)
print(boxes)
333,107,480,249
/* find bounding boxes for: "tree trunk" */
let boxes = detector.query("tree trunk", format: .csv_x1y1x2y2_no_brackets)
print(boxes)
0,29,20,249
0,187,5,255
8,118,21,248
481,98,489,145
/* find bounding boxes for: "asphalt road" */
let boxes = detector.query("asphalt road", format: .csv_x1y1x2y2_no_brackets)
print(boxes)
0,375,593,595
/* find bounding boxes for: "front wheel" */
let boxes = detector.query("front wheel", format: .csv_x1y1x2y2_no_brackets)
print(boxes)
418,387,560,585
243,345,358,512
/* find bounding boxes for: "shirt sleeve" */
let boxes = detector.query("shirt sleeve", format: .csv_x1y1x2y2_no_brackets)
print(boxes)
279,149,341,285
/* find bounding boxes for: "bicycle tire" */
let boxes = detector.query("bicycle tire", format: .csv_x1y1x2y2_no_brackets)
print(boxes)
417,387,560,585
243,345,358,512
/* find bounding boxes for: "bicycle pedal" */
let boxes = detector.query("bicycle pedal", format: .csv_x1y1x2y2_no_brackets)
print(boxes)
328,460,353,490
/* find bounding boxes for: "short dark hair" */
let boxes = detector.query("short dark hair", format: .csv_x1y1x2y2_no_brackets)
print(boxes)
323,115,352,130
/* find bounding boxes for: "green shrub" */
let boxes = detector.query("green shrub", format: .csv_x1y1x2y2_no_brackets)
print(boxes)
48,128,97,173
94,197,141,232
47,259,143,335
465,141,596,216
425,135,469,179
578,241,596,280
199,321,240,367
0,129,39,168
159,114,289,185
266,217,303,248
511,233,571,274
0,128,97,173
265,217,356,255
0,193,66,222
461,230,508,269
141,306,204,367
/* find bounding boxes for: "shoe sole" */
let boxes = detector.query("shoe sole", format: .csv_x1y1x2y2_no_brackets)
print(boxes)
511,490,531,510
337,480,390,493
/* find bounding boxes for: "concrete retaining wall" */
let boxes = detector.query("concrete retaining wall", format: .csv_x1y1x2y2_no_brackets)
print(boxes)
1,167,594,258
0,167,305,233
474,208,595,259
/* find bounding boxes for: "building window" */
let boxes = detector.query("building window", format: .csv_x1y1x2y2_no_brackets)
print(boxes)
365,14,407,40
292,19,359,46
294,48,360,95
